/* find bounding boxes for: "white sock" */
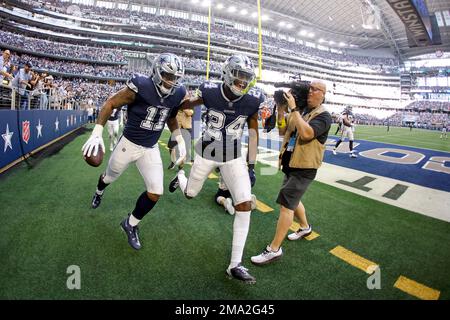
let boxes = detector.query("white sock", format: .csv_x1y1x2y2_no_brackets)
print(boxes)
96,189,104,195
229,211,251,269
178,170,187,193
128,214,141,227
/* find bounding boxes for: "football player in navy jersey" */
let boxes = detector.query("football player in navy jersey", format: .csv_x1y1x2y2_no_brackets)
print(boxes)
107,108,120,151
169,54,265,284
332,106,357,158
82,53,188,250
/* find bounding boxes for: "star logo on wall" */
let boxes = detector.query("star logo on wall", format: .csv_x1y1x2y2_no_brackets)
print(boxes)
36,119,43,138
2,124,14,152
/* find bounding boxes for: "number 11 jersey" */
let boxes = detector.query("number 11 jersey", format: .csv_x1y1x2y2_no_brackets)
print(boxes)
124,74,187,148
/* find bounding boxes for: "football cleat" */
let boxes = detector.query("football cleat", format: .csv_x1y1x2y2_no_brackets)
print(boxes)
167,161,175,170
120,215,141,250
226,264,256,284
91,192,103,209
350,152,358,158
287,224,312,241
169,173,179,193
223,198,235,215
251,245,283,265
332,149,337,155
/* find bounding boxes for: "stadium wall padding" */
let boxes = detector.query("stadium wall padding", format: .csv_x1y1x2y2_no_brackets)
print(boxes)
0,109,88,170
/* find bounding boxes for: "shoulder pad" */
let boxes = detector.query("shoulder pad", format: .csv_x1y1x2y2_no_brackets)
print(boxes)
126,74,149,94
247,87,264,101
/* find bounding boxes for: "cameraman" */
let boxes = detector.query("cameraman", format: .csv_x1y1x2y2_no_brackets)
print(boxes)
251,80,331,265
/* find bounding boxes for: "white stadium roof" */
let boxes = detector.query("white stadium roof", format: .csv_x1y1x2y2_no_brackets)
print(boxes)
126,0,450,60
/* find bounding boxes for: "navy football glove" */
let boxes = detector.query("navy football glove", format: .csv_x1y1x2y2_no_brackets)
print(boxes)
248,164,256,187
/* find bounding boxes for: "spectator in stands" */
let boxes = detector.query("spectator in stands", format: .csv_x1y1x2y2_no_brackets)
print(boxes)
41,74,54,109
12,61,34,109
0,49,13,85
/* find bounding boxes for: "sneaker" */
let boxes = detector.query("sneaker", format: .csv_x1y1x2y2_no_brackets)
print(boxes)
91,192,102,209
169,173,180,193
251,245,283,265
120,215,141,250
350,152,358,158
223,198,235,215
226,264,256,284
250,194,257,210
332,149,337,155
287,224,312,241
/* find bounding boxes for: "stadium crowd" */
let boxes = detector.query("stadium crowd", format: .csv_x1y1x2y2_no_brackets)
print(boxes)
1,1,446,127
37,0,397,72
0,30,127,63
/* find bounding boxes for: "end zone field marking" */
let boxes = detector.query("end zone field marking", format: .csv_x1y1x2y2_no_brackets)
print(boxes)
208,173,218,179
289,222,320,240
330,246,378,273
255,200,274,213
394,276,440,300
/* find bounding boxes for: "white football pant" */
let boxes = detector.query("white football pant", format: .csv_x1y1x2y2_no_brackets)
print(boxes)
103,136,163,195
187,155,251,205
340,125,354,141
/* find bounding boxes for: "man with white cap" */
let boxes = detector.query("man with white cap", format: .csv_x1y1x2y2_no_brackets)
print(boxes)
251,80,332,265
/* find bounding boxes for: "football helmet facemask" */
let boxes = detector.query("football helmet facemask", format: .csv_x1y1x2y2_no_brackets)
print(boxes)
222,55,256,96
343,106,353,115
152,53,184,95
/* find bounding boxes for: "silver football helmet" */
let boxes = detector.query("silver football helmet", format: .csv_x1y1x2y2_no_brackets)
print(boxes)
222,54,256,96
151,53,184,95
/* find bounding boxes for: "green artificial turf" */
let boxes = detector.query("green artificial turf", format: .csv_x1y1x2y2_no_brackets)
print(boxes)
0,126,449,299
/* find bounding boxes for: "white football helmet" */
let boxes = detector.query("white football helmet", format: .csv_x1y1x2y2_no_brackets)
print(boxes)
151,53,184,95
222,54,256,96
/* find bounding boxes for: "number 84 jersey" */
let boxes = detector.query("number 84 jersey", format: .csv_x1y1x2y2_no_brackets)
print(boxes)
124,74,187,148
195,81,265,162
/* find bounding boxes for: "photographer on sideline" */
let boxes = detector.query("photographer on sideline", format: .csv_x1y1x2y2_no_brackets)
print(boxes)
251,80,331,265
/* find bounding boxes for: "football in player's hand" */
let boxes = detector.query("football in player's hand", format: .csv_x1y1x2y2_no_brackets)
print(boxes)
83,149,104,167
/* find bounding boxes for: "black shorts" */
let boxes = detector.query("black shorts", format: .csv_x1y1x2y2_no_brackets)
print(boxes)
276,171,313,211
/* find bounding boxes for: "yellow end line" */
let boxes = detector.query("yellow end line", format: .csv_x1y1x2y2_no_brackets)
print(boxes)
208,172,218,179
289,222,320,241
394,276,440,300
330,246,378,274
255,200,273,213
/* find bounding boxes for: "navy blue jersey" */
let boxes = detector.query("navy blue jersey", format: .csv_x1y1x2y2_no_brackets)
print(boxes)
108,108,119,121
123,74,187,148
195,81,265,162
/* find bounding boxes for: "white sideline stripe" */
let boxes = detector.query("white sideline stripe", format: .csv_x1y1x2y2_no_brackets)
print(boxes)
254,145,450,223
315,163,450,223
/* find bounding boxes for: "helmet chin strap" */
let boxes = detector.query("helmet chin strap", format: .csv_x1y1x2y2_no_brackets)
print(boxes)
159,84,172,94
230,85,245,96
